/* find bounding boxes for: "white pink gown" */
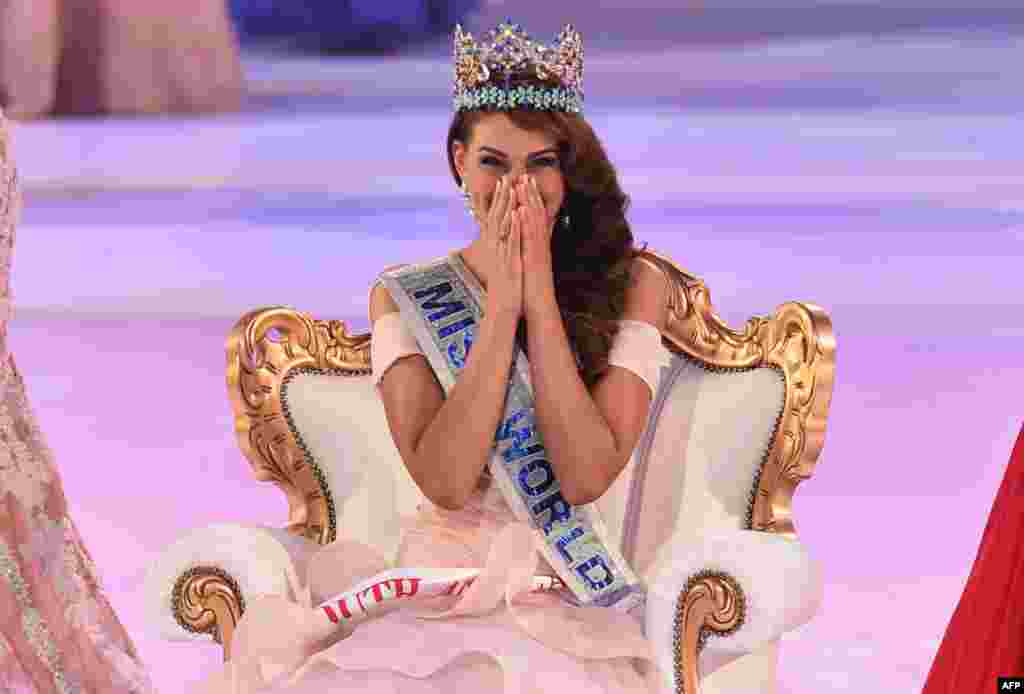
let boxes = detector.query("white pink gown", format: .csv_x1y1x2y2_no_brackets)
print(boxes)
198,306,672,693
0,114,156,692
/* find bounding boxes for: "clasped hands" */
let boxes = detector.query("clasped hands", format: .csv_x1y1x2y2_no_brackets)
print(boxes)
467,174,558,319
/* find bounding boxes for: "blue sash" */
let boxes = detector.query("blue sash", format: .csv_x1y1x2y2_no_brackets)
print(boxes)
380,253,644,610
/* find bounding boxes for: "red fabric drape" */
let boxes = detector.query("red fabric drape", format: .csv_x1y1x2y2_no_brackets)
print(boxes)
922,423,1024,693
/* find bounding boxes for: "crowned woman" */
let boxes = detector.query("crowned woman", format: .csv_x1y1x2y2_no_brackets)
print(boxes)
0,114,156,691
200,21,674,693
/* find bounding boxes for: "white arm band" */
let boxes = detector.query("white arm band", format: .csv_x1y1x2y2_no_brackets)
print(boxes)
370,312,424,385
607,319,672,397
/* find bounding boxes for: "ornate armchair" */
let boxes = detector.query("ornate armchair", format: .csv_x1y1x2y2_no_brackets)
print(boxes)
144,249,835,693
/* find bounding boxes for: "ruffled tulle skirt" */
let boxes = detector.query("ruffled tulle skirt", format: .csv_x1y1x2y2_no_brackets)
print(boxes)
196,490,664,693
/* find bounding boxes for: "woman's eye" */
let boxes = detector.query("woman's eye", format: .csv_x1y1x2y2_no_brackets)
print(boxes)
481,157,503,167
532,158,558,167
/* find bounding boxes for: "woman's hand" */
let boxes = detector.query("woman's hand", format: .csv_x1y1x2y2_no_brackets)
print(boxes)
516,175,555,267
516,175,557,316
489,204,524,318
469,176,523,318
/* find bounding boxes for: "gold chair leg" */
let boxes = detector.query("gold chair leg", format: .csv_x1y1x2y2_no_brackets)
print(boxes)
673,572,746,694
172,566,246,662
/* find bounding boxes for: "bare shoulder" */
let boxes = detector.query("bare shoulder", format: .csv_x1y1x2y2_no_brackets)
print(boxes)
623,255,670,331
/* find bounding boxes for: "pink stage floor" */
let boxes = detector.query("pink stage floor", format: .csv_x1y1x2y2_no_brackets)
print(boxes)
6,25,1024,693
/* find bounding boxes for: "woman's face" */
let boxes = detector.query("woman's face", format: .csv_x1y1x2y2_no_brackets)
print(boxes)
453,113,566,227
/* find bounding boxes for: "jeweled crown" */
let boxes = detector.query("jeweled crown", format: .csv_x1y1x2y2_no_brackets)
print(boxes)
452,20,584,113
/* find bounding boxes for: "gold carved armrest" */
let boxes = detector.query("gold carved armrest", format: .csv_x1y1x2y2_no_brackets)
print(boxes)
673,572,746,694
171,567,245,662
634,248,836,694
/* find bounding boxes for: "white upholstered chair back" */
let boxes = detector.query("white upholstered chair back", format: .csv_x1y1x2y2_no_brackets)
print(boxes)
598,357,786,581
282,371,422,562
275,356,786,580
282,354,786,580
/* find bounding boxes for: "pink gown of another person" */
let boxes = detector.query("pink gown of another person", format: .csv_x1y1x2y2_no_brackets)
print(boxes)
197,294,672,693
0,113,156,692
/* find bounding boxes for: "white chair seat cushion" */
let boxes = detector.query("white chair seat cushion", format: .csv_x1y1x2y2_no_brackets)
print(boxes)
144,523,317,641
645,530,823,687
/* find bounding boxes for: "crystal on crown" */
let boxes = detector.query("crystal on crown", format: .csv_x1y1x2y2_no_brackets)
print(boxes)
452,20,584,113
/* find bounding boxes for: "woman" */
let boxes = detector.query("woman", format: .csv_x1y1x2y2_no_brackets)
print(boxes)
0,115,156,690
922,422,1024,692
201,21,672,693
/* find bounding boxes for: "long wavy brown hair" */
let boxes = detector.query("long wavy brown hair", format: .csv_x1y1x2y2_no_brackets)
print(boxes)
446,84,636,386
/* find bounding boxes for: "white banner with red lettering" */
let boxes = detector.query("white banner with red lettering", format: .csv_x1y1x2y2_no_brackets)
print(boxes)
316,567,564,627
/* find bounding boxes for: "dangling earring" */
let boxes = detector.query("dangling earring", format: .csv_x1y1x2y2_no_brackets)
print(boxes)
461,181,476,220
561,212,571,230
